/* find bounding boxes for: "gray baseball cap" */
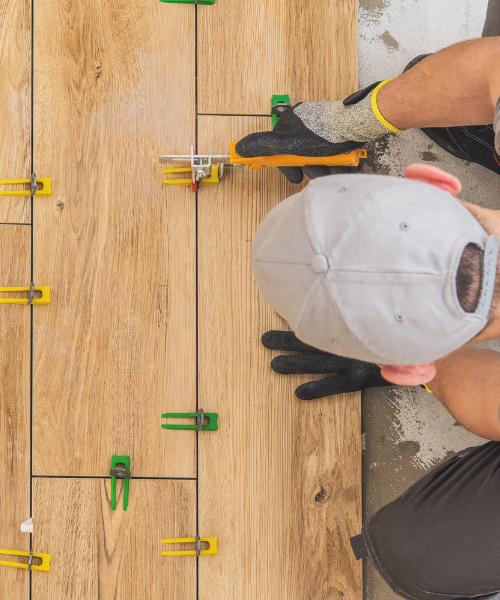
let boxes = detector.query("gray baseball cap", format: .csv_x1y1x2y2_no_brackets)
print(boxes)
252,174,499,366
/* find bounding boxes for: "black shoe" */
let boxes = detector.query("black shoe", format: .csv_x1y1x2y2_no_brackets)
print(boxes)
404,54,500,176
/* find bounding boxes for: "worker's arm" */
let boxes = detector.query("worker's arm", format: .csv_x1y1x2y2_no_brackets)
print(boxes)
236,37,500,183
428,347,500,441
377,37,500,129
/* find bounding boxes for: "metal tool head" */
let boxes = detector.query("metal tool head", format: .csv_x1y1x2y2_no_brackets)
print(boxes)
271,101,292,116
159,144,230,167
27,282,35,305
196,408,205,431
30,173,37,197
110,465,131,479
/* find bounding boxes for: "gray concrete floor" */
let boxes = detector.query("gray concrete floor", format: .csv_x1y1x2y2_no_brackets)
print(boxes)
357,1,499,598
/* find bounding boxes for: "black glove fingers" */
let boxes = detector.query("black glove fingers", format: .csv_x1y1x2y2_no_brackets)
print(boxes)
302,162,363,181
295,371,385,400
277,166,304,184
327,165,361,175
271,354,339,375
302,165,332,179
235,131,290,158
261,330,328,353
272,105,303,132
236,128,362,161
358,369,392,389
294,375,351,400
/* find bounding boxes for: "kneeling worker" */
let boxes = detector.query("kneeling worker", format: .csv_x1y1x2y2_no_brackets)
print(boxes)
237,35,500,600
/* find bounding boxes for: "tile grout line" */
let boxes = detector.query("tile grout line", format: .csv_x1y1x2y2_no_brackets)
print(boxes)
194,4,200,600
198,113,272,117
29,0,34,597
31,475,198,480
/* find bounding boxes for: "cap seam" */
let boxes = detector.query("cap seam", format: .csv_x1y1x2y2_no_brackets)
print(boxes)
306,179,449,256
324,275,486,364
330,181,485,257
295,277,377,357
305,181,388,255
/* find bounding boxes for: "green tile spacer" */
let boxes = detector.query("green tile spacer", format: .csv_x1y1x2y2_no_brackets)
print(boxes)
110,455,131,511
159,0,215,4
161,408,218,431
271,94,292,127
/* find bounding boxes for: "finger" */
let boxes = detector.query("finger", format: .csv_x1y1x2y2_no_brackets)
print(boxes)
295,375,351,400
295,375,364,400
271,104,305,133
271,354,342,375
302,164,361,180
261,330,328,353
404,164,462,196
235,130,356,159
302,165,332,179
296,371,393,400
278,166,303,183
326,165,361,175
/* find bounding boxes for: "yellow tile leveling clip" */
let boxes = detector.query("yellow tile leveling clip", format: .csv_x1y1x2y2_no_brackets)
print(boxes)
163,165,220,187
0,173,52,197
161,535,218,557
0,549,52,572
0,285,51,305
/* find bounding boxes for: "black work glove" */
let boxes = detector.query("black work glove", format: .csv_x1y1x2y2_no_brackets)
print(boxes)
235,103,363,183
262,330,392,400
236,82,397,183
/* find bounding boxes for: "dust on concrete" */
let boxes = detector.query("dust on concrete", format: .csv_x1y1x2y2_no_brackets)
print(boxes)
368,129,500,209
389,386,486,469
359,0,389,17
361,135,393,175
420,150,437,161
379,30,400,50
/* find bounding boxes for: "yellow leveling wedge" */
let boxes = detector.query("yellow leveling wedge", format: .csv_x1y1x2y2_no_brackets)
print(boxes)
0,286,51,305
161,536,218,556
0,549,51,572
0,178,52,197
163,165,220,186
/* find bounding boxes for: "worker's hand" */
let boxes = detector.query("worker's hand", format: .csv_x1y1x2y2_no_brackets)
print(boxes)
262,330,392,400
236,103,363,183
236,84,398,183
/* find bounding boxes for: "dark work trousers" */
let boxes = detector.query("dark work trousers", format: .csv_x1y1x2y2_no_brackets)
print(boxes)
483,0,500,37
351,443,500,600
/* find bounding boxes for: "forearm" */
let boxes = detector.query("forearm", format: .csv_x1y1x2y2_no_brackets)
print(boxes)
429,347,500,441
377,37,500,130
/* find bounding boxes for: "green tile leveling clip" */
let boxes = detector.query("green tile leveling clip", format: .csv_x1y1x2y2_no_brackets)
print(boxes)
271,94,292,127
110,455,130,511
161,408,218,431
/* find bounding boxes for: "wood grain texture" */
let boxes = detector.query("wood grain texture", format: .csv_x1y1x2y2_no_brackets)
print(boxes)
32,478,196,600
32,0,197,477
0,225,31,598
0,0,31,223
198,117,362,600
197,0,358,114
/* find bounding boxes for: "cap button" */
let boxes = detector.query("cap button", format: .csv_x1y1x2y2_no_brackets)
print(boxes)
310,254,329,273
